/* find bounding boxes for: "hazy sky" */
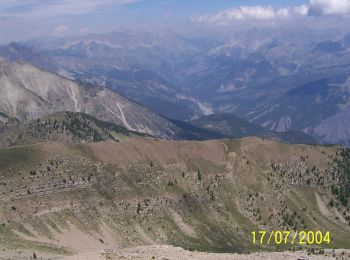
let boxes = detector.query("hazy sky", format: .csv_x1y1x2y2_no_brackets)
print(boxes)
0,0,349,42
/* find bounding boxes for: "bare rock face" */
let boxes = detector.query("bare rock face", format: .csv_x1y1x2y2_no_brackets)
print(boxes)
0,58,178,139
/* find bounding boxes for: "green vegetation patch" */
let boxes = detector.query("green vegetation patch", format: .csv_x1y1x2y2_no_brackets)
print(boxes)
0,145,43,172
333,148,350,207
0,111,9,118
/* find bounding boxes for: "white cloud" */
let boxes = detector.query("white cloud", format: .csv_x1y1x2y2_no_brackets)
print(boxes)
192,0,350,25
218,6,276,21
309,0,350,15
294,5,310,16
191,5,308,25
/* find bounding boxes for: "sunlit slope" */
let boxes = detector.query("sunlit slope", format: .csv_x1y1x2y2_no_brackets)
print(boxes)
0,59,179,139
0,137,349,257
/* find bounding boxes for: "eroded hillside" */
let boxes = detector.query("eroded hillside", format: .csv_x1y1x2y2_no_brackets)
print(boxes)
0,58,180,139
0,137,349,259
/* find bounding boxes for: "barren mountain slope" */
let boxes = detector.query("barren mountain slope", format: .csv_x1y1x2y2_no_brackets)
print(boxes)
0,58,179,139
0,137,349,259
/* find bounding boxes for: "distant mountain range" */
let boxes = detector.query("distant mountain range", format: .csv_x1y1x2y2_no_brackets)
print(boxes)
0,58,221,141
190,113,317,144
1,27,350,145
249,74,350,146
0,58,184,139
0,58,318,144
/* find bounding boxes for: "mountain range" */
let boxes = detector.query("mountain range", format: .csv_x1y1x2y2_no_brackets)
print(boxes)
0,58,229,141
1,28,350,146
0,57,317,144
15,28,350,145
190,113,317,144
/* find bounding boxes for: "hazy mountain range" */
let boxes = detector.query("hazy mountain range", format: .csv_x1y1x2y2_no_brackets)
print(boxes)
1,27,350,145
0,56,315,145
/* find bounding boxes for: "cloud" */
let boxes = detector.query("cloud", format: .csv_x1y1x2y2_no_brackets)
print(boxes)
53,24,70,36
309,0,350,15
192,0,350,25
0,0,140,19
191,5,308,25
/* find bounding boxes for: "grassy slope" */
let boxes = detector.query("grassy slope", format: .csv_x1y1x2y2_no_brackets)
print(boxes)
0,137,349,257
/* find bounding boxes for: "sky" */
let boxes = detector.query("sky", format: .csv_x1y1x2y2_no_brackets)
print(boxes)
0,0,349,42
